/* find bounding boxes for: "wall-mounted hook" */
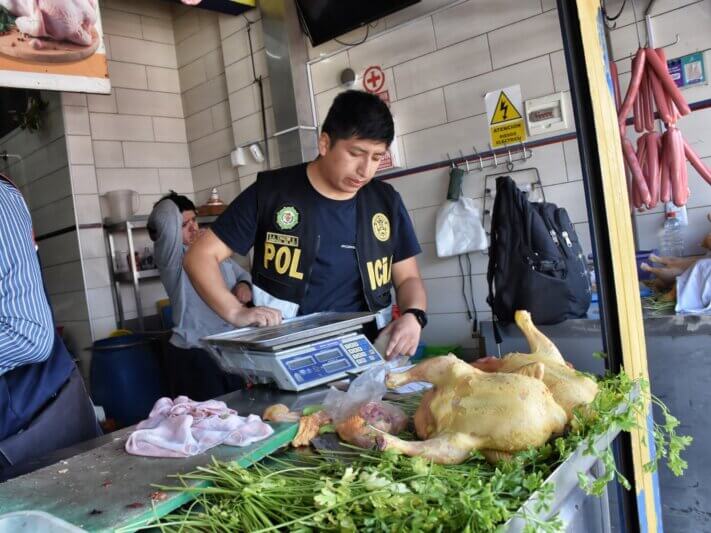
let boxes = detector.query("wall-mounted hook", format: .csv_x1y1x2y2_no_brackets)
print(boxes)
459,149,470,172
618,33,679,61
473,146,484,171
506,145,514,171
630,0,643,49
446,152,455,169
490,144,498,168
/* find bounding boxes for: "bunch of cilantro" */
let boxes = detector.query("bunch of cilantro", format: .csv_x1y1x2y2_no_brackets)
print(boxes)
151,371,690,533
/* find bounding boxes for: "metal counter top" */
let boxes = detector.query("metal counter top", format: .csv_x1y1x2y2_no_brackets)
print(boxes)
0,385,332,532
0,385,327,483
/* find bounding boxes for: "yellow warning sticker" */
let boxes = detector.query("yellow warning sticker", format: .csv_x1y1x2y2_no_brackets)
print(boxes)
485,85,526,147
490,91,522,125
490,120,526,146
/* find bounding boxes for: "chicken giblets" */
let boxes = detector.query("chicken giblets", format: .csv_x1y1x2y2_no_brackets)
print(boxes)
379,355,568,464
0,0,97,47
492,310,599,421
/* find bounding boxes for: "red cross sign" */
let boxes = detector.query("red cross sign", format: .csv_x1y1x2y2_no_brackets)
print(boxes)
363,65,385,93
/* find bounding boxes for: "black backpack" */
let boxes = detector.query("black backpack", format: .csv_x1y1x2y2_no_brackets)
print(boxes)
486,176,591,326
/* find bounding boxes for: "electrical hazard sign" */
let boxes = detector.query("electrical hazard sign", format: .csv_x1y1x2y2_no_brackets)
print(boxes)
485,85,526,147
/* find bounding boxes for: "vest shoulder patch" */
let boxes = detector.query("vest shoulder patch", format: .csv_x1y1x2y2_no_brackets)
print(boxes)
275,205,299,230
371,212,390,242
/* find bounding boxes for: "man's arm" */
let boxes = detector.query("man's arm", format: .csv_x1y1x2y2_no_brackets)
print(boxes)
381,256,427,358
148,199,184,295
184,229,281,327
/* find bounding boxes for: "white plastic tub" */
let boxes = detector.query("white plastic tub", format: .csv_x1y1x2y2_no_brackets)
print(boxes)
0,511,85,533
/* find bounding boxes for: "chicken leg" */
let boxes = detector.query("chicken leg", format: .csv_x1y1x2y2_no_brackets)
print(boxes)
496,310,598,420
377,433,483,465
386,353,478,389
515,310,565,364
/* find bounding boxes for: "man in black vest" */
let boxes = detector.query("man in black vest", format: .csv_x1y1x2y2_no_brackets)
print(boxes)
185,90,427,358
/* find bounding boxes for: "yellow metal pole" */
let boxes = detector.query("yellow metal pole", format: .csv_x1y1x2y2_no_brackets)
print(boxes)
574,1,661,531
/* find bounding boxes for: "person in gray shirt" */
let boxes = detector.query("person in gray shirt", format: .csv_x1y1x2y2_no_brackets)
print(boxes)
148,192,252,349
148,193,251,400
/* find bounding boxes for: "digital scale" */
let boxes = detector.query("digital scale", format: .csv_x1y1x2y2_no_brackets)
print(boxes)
202,312,385,391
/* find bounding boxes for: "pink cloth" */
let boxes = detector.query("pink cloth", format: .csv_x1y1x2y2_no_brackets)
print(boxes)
125,396,274,458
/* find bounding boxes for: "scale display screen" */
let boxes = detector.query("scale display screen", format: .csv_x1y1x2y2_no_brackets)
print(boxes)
316,349,343,363
287,357,314,370
323,359,350,373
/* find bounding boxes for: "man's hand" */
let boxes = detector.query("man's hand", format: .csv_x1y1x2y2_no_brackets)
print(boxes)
233,281,252,304
376,313,421,360
641,254,696,283
228,306,282,328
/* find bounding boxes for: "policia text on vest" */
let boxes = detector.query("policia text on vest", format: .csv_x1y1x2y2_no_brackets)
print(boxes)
263,232,304,280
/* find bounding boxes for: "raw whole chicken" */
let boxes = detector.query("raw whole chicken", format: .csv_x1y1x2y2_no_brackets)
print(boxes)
379,355,568,464
0,0,97,47
490,310,599,421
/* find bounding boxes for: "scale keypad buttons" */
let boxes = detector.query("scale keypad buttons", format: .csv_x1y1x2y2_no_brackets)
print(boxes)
279,335,382,386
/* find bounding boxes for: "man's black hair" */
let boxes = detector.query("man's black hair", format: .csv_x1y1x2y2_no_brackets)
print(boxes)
321,90,394,147
156,191,195,213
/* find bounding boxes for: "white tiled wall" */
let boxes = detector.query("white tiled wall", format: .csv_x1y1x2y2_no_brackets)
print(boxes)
218,11,279,195
608,0,711,256
297,0,711,349
0,91,93,373
8,0,706,364
64,0,193,353
172,6,235,204
304,0,583,348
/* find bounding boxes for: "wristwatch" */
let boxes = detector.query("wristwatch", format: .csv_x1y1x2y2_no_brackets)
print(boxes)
403,308,428,329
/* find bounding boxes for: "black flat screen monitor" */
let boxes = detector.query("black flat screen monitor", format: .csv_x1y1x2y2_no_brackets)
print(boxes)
295,0,421,46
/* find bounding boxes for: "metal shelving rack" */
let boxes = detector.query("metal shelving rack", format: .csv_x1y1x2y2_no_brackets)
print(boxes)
104,215,216,331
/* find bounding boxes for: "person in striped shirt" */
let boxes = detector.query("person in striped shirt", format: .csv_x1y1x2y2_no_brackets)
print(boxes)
0,178,55,374
0,174,100,475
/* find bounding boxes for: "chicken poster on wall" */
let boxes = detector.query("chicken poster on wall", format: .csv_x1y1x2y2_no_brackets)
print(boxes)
0,1,110,93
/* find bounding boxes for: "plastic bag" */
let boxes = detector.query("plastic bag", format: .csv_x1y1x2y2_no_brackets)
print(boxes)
435,197,488,257
322,364,388,423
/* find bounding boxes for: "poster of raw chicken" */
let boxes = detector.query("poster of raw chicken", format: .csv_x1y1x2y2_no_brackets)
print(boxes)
0,1,110,93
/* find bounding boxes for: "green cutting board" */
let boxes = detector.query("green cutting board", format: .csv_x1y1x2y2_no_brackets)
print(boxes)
0,422,297,532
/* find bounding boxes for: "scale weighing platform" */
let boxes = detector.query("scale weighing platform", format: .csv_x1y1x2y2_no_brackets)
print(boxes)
202,312,384,391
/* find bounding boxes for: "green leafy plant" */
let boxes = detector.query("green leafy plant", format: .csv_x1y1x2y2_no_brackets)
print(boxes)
642,292,676,315
143,370,690,532
0,7,15,34
12,95,49,133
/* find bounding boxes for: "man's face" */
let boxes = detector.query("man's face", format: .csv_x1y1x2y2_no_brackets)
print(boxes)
317,134,388,196
182,210,199,245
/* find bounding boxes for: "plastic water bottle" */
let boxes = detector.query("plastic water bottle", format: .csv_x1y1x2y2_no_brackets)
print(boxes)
660,212,684,257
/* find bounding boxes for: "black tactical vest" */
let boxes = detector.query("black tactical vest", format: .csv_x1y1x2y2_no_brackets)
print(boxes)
251,164,398,312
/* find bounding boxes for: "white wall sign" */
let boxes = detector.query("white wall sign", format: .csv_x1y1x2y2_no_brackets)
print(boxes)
485,85,526,147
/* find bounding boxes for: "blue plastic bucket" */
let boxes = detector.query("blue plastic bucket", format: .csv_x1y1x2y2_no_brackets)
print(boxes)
90,335,166,427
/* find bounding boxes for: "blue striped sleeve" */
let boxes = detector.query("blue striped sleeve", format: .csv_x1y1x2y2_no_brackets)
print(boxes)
0,182,54,375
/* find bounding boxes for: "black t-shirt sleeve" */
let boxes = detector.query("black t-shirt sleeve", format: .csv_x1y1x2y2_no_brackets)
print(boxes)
210,183,258,256
393,192,421,263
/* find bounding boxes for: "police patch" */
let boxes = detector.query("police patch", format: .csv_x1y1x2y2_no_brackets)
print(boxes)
371,213,390,242
275,206,299,230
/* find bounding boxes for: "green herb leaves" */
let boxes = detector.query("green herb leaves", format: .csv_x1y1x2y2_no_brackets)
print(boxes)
155,370,690,532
